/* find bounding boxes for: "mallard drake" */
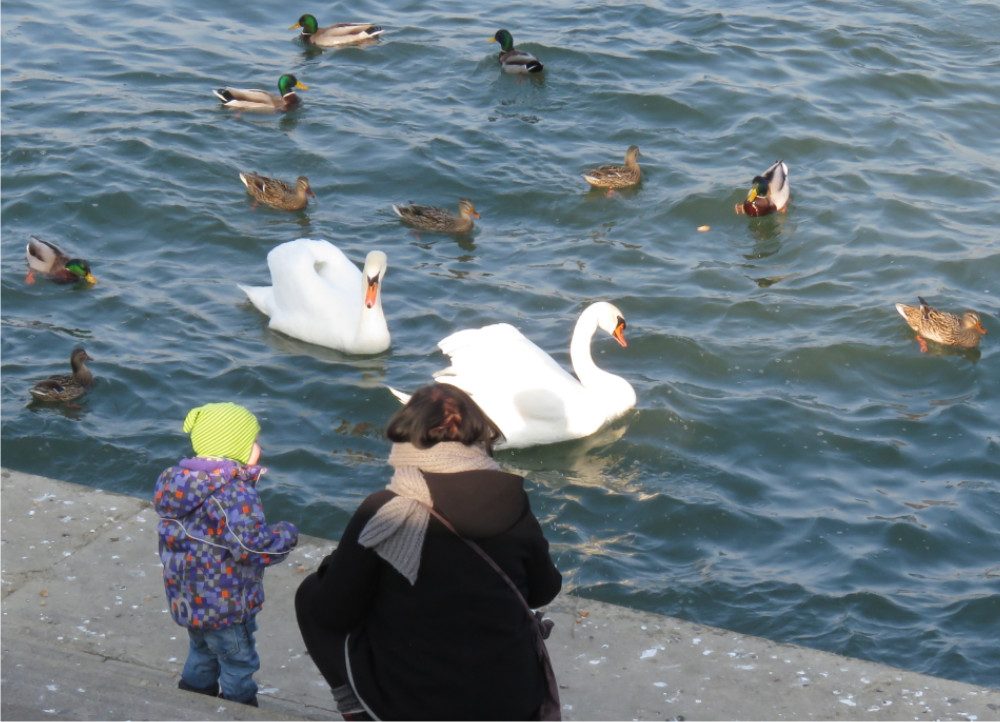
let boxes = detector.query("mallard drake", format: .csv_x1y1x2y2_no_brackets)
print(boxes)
239,172,315,211
213,74,307,112
25,237,97,285
392,199,480,234
895,297,986,352
735,160,790,216
30,347,95,403
583,146,642,189
291,14,383,47
491,29,543,74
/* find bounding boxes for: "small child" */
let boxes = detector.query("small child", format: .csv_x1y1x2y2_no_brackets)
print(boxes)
154,402,298,706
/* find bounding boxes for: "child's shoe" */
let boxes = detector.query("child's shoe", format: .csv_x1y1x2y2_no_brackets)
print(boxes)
177,678,219,697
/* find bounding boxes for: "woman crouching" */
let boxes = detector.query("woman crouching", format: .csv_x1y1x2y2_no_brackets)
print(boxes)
295,383,562,720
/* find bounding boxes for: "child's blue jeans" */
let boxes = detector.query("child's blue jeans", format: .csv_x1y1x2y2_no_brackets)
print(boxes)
181,616,260,704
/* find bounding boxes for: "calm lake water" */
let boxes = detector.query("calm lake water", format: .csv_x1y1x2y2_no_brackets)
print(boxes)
2,0,998,688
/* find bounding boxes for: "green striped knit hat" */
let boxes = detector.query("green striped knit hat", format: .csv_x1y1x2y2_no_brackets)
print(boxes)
182,402,260,464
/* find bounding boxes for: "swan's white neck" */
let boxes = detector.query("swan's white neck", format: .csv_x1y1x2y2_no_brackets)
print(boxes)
352,283,389,354
570,306,620,389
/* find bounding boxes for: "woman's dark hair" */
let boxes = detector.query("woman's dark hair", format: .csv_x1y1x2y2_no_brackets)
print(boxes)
386,383,504,451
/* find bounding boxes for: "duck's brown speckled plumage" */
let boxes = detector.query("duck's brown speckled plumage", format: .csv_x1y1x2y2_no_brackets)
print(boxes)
30,347,95,403
583,146,642,189
392,199,480,234
895,297,986,352
239,172,315,211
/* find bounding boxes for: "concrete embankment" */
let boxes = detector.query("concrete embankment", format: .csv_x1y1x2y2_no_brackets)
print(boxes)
2,468,997,721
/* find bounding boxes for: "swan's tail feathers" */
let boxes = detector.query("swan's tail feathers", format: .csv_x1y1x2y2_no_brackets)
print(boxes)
387,386,411,405
238,284,275,318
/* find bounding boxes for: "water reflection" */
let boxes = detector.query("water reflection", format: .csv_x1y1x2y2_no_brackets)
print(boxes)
506,419,638,493
742,214,786,260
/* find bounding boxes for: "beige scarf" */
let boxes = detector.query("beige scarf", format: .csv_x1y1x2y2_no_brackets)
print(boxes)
357,442,500,584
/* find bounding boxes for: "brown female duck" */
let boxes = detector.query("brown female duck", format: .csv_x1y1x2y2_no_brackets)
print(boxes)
895,297,986,352
583,146,642,190
392,199,480,234
30,347,95,403
239,172,315,211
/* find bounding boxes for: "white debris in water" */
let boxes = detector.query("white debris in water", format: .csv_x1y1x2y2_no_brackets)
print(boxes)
34,493,56,502
640,647,661,659
258,687,278,695
735,664,755,670
691,637,701,645
839,694,857,707
43,710,56,715
588,657,605,665
168,657,177,662
702,649,712,656
46,684,59,691
654,682,667,688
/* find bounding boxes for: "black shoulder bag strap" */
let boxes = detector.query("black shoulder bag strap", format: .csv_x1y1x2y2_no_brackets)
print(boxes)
421,502,562,721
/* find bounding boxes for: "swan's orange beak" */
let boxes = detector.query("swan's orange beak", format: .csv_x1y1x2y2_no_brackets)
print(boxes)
612,317,628,348
365,277,379,309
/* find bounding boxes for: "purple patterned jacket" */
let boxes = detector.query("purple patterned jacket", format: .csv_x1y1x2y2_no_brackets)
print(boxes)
153,457,299,630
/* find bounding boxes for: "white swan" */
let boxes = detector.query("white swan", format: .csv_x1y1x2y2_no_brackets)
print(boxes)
390,301,636,448
238,239,389,354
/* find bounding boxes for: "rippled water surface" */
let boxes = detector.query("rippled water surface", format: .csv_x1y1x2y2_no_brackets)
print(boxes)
3,0,999,687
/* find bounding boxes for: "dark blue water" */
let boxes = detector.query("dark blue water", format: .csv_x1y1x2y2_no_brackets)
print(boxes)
2,0,998,687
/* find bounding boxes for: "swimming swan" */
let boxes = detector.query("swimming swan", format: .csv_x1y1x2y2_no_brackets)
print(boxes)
239,239,389,354
390,301,635,448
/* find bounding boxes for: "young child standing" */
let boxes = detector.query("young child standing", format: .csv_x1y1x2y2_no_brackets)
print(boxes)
154,402,298,706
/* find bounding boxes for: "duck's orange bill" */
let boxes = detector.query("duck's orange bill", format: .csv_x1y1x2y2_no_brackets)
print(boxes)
365,278,379,308
613,318,628,348
976,321,987,335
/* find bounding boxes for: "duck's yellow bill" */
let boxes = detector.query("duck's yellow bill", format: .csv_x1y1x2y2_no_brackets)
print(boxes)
290,22,302,30
296,81,309,90
746,187,758,202
85,273,97,285
488,37,498,42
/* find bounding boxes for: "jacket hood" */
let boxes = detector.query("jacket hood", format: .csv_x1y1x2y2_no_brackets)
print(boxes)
424,469,527,537
154,458,263,518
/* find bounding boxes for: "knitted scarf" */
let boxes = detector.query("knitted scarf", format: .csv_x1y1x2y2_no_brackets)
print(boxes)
357,442,500,585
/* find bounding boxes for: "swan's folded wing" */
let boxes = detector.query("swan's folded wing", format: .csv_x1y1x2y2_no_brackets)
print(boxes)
238,284,275,318
434,323,583,422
